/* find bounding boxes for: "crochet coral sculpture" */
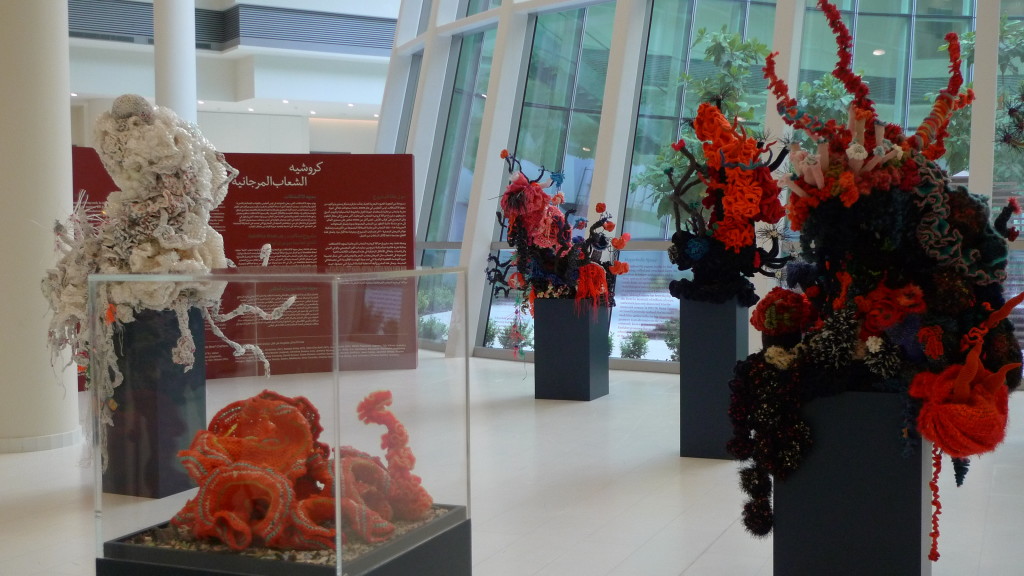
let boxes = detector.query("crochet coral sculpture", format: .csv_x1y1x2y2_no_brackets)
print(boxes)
173,389,434,550
665,103,790,307
727,1,1022,561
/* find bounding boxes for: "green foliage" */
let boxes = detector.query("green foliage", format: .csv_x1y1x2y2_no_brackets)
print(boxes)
955,17,1024,86
635,136,709,222
682,27,770,121
483,320,497,347
661,318,680,363
417,283,455,314
793,74,854,147
938,19,1024,185
498,320,534,350
418,315,448,341
608,332,615,357
619,330,650,359
631,28,770,222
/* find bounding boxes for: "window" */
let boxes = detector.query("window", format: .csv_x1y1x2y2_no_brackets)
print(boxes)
624,0,777,242
484,3,616,351
464,0,501,18
424,30,497,244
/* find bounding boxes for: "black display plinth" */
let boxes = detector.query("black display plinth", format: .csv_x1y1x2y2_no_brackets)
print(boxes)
533,298,610,401
97,508,471,576
103,307,207,499
678,298,747,459
774,392,931,576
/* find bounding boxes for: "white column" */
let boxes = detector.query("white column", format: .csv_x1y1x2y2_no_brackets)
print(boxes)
589,0,648,221
0,0,80,452
753,0,805,353
967,0,999,199
764,0,805,144
154,0,197,123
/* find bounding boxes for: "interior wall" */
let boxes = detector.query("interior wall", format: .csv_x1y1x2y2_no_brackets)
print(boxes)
197,111,310,153
309,118,379,153
72,108,377,154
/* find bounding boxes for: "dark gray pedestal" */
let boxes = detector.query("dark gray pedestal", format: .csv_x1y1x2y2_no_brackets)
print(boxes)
533,298,610,401
774,392,931,576
678,298,747,459
104,307,207,498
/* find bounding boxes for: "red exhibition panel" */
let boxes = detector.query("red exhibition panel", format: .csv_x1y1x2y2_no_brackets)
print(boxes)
72,147,417,379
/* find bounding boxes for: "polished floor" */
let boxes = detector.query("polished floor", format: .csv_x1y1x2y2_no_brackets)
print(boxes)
1,357,1023,575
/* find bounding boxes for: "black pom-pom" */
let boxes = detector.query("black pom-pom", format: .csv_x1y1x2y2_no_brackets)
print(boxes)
742,497,774,537
739,466,772,499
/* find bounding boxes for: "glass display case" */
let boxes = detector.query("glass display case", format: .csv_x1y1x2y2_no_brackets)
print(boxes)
87,268,470,576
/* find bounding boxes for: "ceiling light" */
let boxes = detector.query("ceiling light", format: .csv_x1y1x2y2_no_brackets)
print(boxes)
373,113,380,118
347,103,355,107
197,100,205,104
70,92,78,97
282,99,289,104
247,107,255,112
581,147,591,152
310,110,317,115
873,49,886,56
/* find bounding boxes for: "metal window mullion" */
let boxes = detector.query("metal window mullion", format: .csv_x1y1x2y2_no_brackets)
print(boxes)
903,4,916,130
418,36,466,252
678,0,701,134
562,7,590,167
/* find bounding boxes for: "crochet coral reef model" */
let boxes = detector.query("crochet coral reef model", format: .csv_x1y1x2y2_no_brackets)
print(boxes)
485,150,630,356
171,390,434,553
41,94,293,429
727,0,1022,561
664,103,791,306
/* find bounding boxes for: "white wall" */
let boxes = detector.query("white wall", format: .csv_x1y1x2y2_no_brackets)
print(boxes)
72,108,378,154
197,111,310,153
309,118,379,153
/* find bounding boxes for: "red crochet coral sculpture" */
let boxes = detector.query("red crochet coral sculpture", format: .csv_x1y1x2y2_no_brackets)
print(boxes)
172,389,433,551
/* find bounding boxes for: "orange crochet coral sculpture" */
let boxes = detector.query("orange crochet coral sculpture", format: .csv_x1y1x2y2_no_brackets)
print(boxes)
172,389,433,551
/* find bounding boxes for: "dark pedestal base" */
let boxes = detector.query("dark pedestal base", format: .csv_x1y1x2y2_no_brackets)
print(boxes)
678,298,747,459
97,508,471,576
533,298,610,401
774,392,931,576
103,307,207,499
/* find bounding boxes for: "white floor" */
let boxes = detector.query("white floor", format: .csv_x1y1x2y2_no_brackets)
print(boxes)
2,357,1023,575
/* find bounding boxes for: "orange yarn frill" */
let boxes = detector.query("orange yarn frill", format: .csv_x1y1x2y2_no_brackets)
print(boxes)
172,389,435,550
575,262,610,309
909,342,1017,459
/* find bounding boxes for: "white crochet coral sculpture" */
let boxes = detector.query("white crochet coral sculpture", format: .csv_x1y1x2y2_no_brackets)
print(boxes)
42,95,292,427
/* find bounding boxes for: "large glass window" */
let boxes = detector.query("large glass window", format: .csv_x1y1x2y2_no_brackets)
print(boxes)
464,0,501,18
484,3,616,350
799,2,973,130
624,0,776,241
513,3,615,217
424,30,496,244
607,252,681,361
418,29,496,345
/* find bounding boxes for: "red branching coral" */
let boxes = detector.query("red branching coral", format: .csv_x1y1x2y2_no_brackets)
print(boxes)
818,0,875,115
357,390,433,521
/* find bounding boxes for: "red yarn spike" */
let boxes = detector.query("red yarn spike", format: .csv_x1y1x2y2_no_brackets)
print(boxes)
928,445,942,562
818,0,876,116
909,32,973,154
